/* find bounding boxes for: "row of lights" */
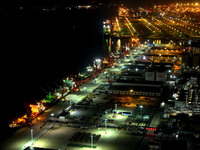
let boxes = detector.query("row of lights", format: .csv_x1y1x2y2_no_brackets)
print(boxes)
163,16,200,35
146,127,157,131
142,17,161,33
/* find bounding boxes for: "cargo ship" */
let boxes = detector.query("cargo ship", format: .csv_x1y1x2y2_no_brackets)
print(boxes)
9,58,105,128
103,20,111,37
9,101,46,128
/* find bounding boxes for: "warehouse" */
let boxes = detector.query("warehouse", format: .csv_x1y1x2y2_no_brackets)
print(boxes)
108,85,162,97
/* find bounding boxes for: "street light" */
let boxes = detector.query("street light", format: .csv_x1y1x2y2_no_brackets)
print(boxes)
105,119,107,130
115,103,117,111
30,129,33,141
51,113,54,120
91,134,93,149
130,89,133,93
140,105,143,119
161,101,165,107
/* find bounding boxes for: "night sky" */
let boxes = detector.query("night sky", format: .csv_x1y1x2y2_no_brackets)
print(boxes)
0,0,197,14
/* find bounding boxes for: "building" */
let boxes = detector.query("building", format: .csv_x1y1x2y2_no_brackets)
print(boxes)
182,46,200,68
108,85,162,97
108,77,163,97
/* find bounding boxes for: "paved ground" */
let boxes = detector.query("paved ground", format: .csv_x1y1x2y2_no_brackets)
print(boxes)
62,128,142,150
32,125,78,149
149,111,161,128
1,122,54,150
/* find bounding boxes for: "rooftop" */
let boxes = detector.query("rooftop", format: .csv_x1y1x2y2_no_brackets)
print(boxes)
109,85,162,93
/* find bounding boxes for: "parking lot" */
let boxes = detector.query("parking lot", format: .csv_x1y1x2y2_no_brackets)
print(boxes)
30,122,145,150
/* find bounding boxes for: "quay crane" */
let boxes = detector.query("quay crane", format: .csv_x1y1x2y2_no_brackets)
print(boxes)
71,73,80,92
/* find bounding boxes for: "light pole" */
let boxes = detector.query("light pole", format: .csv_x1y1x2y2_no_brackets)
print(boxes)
30,129,33,140
115,103,117,112
51,113,55,128
140,105,143,120
91,134,93,149
51,113,54,120
105,119,107,130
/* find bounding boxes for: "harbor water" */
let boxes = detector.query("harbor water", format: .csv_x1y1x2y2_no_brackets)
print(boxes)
1,8,114,139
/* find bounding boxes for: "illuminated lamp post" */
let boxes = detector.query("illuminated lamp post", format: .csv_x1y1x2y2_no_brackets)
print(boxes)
30,129,33,141
51,113,55,128
115,103,117,111
140,105,143,120
51,113,54,122
91,134,94,149
51,113,54,119
130,89,133,95
105,119,107,130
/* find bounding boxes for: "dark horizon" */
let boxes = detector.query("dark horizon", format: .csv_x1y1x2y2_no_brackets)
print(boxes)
0,0,199,16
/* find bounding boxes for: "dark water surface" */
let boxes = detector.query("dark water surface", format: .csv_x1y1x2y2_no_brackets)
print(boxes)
1,8,113,139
